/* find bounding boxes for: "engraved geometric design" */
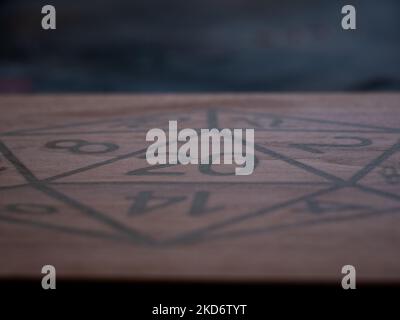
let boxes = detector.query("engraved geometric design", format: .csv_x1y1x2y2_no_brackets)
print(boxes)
1,108,400,246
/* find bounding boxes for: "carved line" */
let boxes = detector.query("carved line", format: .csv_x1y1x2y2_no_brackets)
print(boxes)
0,140,155,245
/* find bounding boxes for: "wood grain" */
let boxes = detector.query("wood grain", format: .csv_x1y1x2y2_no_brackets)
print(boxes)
0,94,399,283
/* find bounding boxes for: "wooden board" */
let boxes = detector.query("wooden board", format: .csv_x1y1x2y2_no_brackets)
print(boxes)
0,94,399,283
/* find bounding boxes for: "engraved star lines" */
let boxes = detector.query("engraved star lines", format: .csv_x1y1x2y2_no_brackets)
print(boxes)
0,108,399,246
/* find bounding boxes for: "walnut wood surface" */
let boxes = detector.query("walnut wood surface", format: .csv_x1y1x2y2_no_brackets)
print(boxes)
0,94,399,283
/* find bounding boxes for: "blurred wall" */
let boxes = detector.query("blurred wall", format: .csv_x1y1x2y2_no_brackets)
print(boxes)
0,0,399,92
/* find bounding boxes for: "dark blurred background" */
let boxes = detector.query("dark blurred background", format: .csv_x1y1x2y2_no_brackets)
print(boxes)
0,0,399,93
